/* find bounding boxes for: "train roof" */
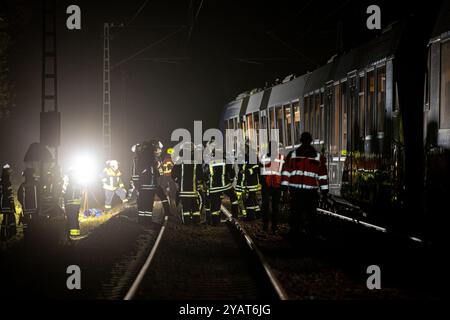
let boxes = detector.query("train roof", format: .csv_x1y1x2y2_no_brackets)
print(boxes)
267,74,310,108
222,23,403,120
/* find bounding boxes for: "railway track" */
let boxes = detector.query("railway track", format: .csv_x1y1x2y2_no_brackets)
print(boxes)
122,207,288,300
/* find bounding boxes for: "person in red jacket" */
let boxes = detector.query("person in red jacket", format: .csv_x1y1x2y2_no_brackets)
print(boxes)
281,132,328,237
260,142,285,233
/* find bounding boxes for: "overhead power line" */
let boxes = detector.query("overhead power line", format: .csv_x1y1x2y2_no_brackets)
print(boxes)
111,26,186,70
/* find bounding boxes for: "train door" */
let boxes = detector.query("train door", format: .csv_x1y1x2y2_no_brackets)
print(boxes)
327,80,348,195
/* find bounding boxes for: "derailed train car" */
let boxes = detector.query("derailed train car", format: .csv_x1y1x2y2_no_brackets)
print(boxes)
221,6,450,241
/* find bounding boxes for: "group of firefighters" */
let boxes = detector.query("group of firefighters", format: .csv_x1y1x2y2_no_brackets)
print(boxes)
131,131,329,238
0,131,329,241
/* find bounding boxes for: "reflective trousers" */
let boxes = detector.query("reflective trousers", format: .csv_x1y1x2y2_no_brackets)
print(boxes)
0,213,16,239
137,186,171,222
104,188,128,210
180,194,201,224
66,204,81,237
237,190,260,220
205,188,238,225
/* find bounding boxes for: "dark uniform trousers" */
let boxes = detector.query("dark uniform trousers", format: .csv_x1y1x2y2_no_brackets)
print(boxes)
0,212,16,239
137,185,170,223
206,188,238,225
261,180,281,232
289,189,318,234
66,204,81,237
180,193,201,224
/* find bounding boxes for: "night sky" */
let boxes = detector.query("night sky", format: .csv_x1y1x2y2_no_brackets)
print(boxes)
0,0,432,180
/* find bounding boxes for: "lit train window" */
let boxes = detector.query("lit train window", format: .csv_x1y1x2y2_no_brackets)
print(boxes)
284,104,292,146
377,67,386,137
247,113,254,141
276,106,284,145
367,71,375,138
358,76,365,149
441,41,450,129
293,102,301,144
254,112,260,150
269,108,275,130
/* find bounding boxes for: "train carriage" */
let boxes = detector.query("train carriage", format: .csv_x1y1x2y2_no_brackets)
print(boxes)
222,7,450,239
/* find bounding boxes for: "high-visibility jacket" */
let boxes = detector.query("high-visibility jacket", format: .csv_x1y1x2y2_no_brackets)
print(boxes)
171,162,203,197
162,155,174,177
281,145,328,191
102,167,125,191
236,162,261,193
0,181,15,214
62,179,83,206
18,181,40,214
205,159,235,194
260,153,285,188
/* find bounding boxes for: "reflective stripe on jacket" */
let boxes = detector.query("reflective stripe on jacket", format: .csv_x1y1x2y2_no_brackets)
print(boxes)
102,167,125,191
260,153,285,188
281,147,328,191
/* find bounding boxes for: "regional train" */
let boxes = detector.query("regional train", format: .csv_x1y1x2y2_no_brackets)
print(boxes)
220,4,450,241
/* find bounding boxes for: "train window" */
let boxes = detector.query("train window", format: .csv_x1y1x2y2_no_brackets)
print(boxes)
275,106,284,145
254,112,260,149
377,67,386,136
441,41,450,129
320,92,325,142
367,71,375,137
246,113,254,141
293,102,301,144
358,76,365,147
331,85,341,155
304,96,310,133
315,94,321,141
341,83,347,154
284,104,292,146
269,108,276,131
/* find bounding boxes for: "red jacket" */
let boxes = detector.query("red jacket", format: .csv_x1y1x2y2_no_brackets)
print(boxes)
260,153,285,188
281,146,328,191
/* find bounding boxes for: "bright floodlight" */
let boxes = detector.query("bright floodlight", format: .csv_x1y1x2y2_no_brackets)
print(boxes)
72,154,97,185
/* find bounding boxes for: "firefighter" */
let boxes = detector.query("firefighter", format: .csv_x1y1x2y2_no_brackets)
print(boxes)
161,147,177,204
171,142,204,224
137,139,171,223
235,140,261,221
281,132,329,237
260,142,285,233
41,168,63,218
204,139,238,225
0,164,17,239
62,168,83,239
102,160,128,211
17,168,40,238
128,143,142,199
